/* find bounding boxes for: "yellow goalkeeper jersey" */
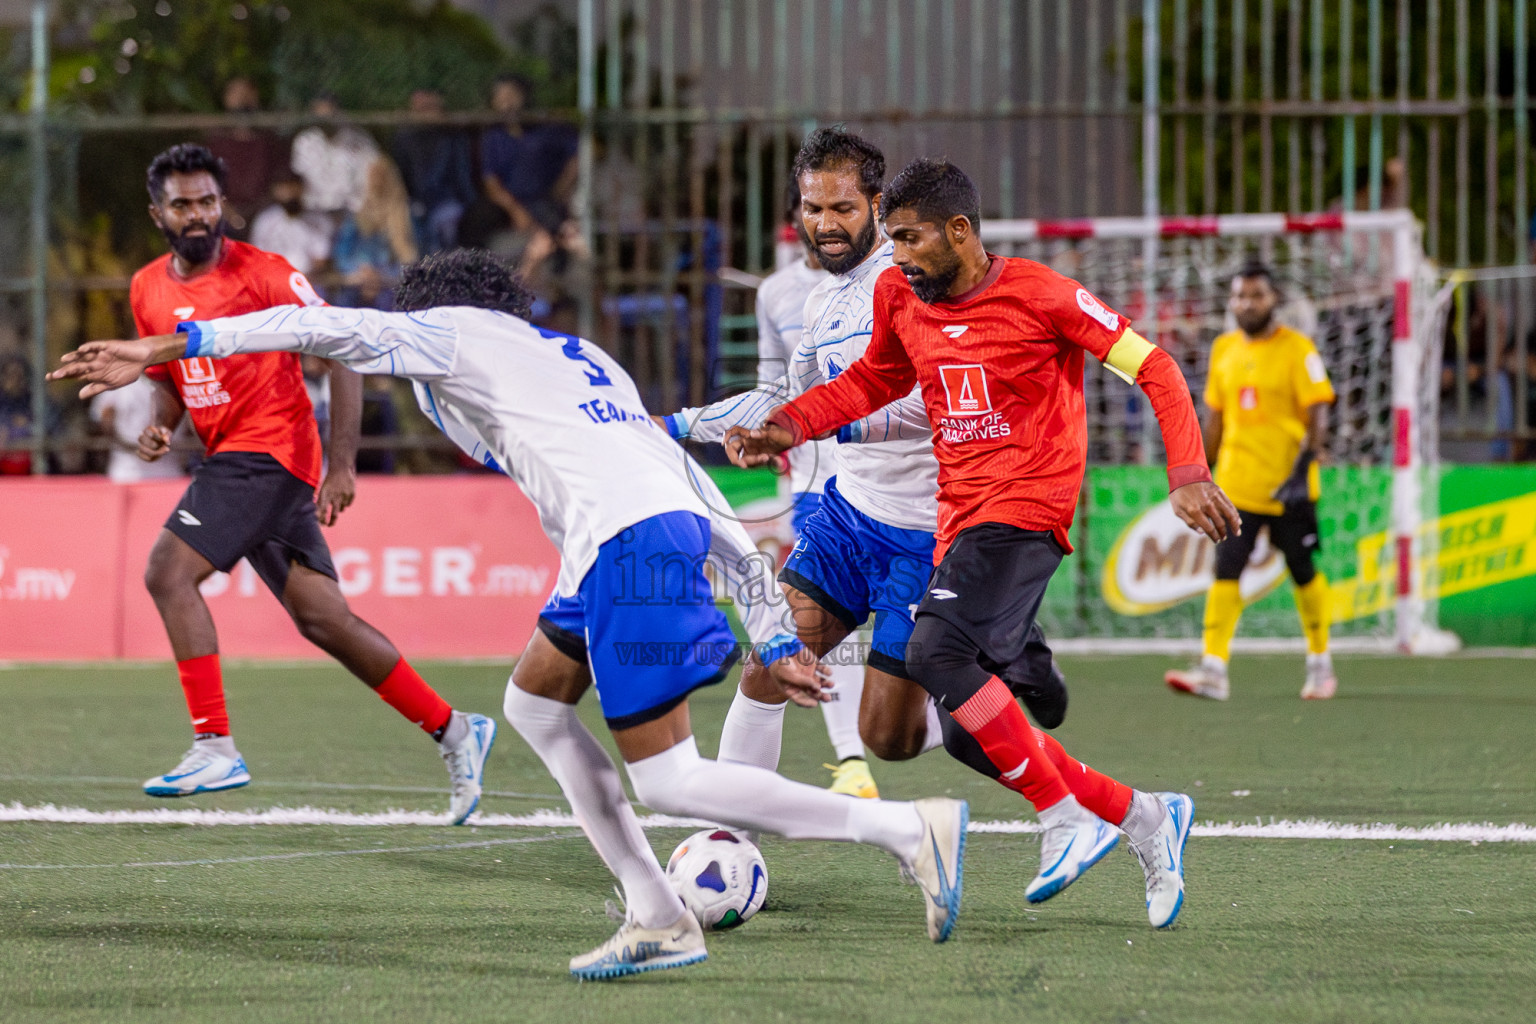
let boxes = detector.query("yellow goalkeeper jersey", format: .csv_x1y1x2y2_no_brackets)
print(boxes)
1204,323,1336,516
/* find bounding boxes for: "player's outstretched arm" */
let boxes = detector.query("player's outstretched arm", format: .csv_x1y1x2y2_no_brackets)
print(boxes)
50,334,184,399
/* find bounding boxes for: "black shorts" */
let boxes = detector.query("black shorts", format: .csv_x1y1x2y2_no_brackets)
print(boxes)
166,451,337,598
1214,505,1320,585
913,523,1064,681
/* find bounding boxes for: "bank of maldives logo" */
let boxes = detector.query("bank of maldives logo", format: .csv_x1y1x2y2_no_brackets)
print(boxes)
938,364,992,417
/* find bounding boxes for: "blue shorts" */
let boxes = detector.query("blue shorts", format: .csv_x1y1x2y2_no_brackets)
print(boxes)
790,489,823,537
536,511,741,729
779,477,936,680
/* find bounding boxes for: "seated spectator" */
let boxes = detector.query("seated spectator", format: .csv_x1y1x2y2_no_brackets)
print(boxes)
291,92,380,223
91,376,188,483
249,171,334,274
459,73,579,268
329,156,419,309
392,88,476,254
204,76,289,239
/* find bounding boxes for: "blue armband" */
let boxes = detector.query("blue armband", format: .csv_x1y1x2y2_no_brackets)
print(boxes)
835,424,853,443
757,634,806,666
664,413,690,440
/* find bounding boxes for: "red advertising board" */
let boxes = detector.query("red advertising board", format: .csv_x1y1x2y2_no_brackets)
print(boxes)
0,479,128,660
1,476,560,661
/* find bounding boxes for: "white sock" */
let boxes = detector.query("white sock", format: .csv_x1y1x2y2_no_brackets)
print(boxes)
717,686,786,770
503,682,683,929
626,736,924,861
194,735,238,759
1119,790,1167,844
437,709,468,748
820,651,866,762
919,698,944,754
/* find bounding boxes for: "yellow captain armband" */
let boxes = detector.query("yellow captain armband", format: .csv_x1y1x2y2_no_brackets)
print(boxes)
1103,328,1156,384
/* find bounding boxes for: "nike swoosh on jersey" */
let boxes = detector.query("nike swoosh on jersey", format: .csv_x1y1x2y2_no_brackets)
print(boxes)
177,510,201,526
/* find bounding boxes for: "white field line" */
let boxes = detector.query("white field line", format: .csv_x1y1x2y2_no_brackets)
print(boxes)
2,802,1533,844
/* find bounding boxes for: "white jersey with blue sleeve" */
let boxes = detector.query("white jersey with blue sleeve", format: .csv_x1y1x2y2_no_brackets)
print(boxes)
664,242,938,533
179,304,716,600
668,258,834,499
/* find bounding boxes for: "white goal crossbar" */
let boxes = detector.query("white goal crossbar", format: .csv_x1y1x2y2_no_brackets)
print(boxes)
979,210,1448,651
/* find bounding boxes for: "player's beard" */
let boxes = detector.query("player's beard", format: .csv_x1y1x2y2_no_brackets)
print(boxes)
813,212,878,276
163,218,226,266
1235,307,1276,336
902,240,964,304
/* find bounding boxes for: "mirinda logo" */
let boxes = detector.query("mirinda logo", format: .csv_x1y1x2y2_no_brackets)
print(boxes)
938,364,992,417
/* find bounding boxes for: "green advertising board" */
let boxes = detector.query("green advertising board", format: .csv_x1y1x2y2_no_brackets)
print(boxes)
708,463,1536,647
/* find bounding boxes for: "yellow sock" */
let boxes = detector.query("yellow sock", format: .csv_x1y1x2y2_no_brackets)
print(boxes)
1294,573,1331,655
1202,580,1243,662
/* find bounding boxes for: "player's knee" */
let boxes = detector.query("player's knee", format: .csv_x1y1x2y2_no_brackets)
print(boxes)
1288,555,1317,587
626,750,699,817
860,704,924,761
904,614,966,684
290,605,349,649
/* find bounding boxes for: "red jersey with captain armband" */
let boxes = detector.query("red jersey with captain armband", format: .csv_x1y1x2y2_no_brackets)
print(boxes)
132,239,327,487
773,256,1210,558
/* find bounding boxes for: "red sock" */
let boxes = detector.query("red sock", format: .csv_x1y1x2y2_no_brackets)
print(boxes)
950,677,1071,810
178,653,230,737
374,659,453,738
1034,730,1134,825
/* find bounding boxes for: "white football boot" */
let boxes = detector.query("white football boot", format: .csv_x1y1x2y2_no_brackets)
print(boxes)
143,743,251,797
440,711,497,825
1129,792,1195,928
1164,655,1230,701
1301,653,1337,700
569,910,707,980
903,797,968,942
1025,795,1119,903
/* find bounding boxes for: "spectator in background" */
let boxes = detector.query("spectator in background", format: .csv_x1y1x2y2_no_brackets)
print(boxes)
249,171,334,276
291,92,380,225
0,354,58,475
392,88,476,254
204,77,289,239
460,73,579,268
91,376,188,482
330,156,419,309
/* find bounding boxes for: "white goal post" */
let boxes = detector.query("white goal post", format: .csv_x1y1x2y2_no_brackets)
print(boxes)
978,210,1455,652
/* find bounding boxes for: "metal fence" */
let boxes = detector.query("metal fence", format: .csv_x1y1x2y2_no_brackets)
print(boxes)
3,0,1534,472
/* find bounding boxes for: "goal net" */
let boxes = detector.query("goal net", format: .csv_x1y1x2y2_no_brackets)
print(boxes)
978,211,1455,651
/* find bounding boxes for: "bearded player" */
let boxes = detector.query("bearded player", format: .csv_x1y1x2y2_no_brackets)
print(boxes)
127,144,495,821
729,158,1243,928
1164,264,1338,701
663,129,1067,809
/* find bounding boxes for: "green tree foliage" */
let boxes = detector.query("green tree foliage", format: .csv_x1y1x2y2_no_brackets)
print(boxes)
52,0,541,113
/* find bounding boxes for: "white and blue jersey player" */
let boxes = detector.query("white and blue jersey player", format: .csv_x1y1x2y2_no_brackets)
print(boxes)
667,203,890,795
671,129,1067,792
62,249,968,980
668,134,950,783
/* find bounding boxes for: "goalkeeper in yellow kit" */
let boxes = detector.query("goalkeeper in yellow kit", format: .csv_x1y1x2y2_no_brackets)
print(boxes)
1165,264,1338,701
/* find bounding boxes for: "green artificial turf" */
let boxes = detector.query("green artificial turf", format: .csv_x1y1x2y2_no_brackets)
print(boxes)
1,655,1532,1022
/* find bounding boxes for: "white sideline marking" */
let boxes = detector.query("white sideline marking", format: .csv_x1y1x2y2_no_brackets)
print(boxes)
0,832,584,871
2,803,1533,844
0,774,565,801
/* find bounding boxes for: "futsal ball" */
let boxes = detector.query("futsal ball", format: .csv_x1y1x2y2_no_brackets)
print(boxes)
665,829,768,931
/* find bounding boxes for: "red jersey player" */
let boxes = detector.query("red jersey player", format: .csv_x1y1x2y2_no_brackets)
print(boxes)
728,158,1242,929
129,144,495,821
